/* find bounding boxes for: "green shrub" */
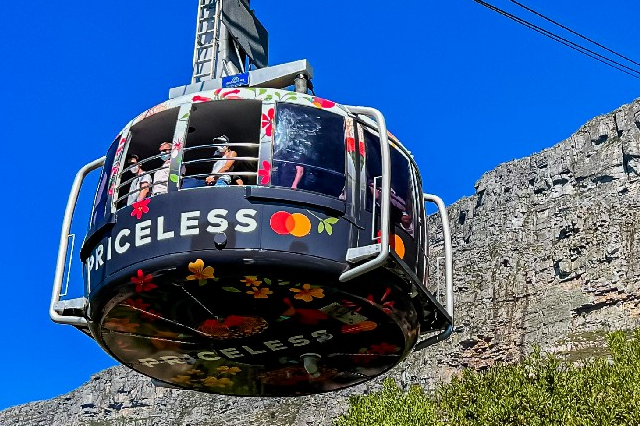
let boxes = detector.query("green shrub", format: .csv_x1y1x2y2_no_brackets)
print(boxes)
337,329,640,426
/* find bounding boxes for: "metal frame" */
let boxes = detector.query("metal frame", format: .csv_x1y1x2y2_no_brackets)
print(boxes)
50,157,106,326
339,106,391,282
424,193,454,320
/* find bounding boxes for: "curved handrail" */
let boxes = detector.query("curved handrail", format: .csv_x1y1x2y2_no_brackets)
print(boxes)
50,157,106,327
339,106,391,282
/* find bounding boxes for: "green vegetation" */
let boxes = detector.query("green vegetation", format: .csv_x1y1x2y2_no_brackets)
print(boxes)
337,329,640,426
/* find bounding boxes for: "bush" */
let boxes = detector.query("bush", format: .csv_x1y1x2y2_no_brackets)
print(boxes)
337,329,640,426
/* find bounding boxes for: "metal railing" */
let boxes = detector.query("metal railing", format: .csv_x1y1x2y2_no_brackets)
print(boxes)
51,157,106,327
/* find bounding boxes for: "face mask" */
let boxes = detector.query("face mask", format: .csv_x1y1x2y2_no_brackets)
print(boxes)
161,153,170,161
131,165,139,174
217,146,227,153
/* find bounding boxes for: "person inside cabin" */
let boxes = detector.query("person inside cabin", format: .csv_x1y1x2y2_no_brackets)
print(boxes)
126,154,151,205
205,135,237,186
152,141,172,195
273,150,306,189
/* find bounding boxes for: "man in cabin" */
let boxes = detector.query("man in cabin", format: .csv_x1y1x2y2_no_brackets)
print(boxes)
206,135,237,186
126,154,151,205
152,141,172,195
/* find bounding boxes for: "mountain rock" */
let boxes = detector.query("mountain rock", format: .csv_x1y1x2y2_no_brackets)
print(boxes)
4,98,640,425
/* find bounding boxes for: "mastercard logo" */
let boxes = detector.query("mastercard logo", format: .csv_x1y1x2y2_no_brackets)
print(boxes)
270,212,312,238
377,231,406,259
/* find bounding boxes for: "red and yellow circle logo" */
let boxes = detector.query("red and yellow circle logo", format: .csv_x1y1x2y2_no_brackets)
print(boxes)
270,212,312,238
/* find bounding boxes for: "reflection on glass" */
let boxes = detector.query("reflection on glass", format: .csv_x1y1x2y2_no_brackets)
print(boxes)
272,104,345,198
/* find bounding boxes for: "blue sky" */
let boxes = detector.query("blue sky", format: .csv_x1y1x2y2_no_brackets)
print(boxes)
1,0,639,411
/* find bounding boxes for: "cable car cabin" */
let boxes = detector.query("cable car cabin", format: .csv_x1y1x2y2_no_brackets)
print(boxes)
51,87,453,397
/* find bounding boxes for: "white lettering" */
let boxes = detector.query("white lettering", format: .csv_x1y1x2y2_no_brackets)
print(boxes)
160,356,187,366
181,211,200,236
106,237,112,260
288,335,311,347
138,358,160,368
264,340,287,352
95,245,104,270
87,256,95,274
242,345,266,355
311,330,333,343
198,351,221,361
115,229,131,254
157,216,174,240
220,348,244,359
235,209,258,233
206,209,229,233
135,220,152,246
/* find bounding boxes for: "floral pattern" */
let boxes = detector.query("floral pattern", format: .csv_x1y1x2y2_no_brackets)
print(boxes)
290,284,324,302
240,276,262,287
258,161,271,185
247,286,273,299
131,198,151,220
261,108,275,137
186,259,216,285
131,269,157,293
203,376,234,388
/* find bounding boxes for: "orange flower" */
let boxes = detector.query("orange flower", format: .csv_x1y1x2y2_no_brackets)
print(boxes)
172,375,193,385
186,259,215,285
289,284,325,302
247,286,273,299
103,317,139,333
203,376,233,388
240,276,262,287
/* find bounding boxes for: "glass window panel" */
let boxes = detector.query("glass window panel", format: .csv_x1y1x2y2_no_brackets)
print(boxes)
272,103,345,198
90,137,119,228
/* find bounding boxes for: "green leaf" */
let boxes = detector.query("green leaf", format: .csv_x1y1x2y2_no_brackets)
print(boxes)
326,224,333,235
264,95,273,101
199,279,208,286
222,287,241,293
264,278,272,285
258,89,267,96
326,217,340,225
318,222,325,233
278,281,290,286
169,174,180,183
180,112,190,120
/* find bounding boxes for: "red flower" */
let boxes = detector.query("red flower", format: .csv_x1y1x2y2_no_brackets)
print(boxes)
311,97,336,109
214,88,242,99
262,108,275,137
125,298,150,311
346,137,356,153
131,269,157,293
359,140,365,156
369,342,400,355
131,198,151,220
258,161,271,185
192,95,212,103
366,287,395,314
280,298,328,325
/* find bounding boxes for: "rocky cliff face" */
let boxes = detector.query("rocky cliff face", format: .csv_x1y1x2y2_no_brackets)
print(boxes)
4,99,640,426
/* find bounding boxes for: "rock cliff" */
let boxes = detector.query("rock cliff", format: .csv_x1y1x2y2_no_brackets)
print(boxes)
3,98,640,426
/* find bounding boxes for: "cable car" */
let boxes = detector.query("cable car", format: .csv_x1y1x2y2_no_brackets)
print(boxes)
50,0,453,397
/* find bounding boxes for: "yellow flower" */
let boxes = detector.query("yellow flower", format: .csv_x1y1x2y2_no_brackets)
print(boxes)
246,286,273,299
186,259,215,285
171,375,193,385
203,376,233,388
217,366,241,375
290,284,325,302
240,276,262,287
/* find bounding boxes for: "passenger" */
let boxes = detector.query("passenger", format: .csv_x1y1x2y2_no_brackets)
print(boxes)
400,212,414,236
126,154,151,205
274,160,305,189
205,135,237,186
152,142,172,195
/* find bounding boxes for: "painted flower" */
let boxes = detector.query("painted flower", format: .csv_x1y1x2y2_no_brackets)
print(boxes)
131,269,157,293
171,375,193,385
203,376,234,388
247,286,273,299
289,284,324,303
311,97,336,109
346,137,356,153
186,259,215,285
131,198,151,220
103,317,139,333
192,95,212,103
279,298,328,325
258,161,271,185
341,321,378,334
171,139,183,158
261,108,275,137
369,342,400,355
214,88,242,100
150,331,182,350
359,140,365,156
240,276,262,287
217,366,241,375
366,287,395,314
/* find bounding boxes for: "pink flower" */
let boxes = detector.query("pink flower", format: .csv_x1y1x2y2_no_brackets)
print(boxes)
258,161,271,185
261,108,275,137
131,198,151,220
131,269,157,293
311,97,335,109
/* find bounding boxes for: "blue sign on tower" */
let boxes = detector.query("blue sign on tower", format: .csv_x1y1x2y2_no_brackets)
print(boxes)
222,73,250,88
